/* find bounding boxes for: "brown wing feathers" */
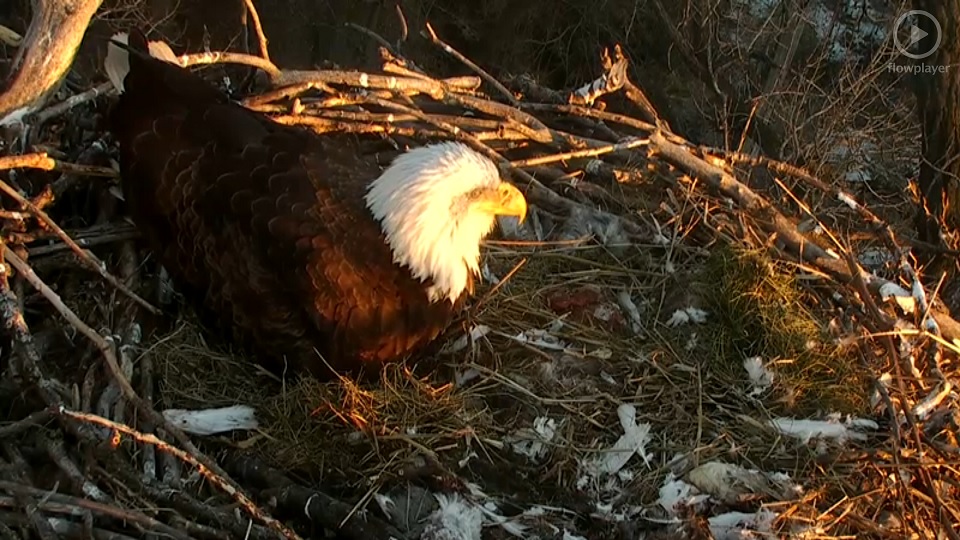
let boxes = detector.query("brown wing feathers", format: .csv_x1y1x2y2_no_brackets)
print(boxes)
109,31,459,379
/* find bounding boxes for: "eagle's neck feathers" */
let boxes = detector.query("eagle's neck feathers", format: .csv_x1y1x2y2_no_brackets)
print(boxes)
364,142,518,304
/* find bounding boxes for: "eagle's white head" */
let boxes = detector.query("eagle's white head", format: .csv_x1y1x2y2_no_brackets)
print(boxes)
365,142,527,303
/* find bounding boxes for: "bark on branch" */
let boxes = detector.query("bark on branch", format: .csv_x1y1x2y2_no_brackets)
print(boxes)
0,0,104,126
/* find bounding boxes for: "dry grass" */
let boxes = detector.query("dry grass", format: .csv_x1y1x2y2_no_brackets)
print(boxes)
144,214,883,537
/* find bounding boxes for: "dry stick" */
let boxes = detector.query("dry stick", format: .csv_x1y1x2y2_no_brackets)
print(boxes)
510,137,650,168
270,67,555,141
0,247,67,408
2,247,296,540
179,52,280,81
242,82,323,107
276,69,446,96
28,228,140,257
720,148,904,252
365,96,644,237
54,408,301,540
447,93,552,143
241,0,271,62
305,108,524,133
423,21,518,106
0,176,158,315
345,22,400,59
648,130,960,344
569,45,629,107
0,23,21,46
272,115,508,141
29,82,115,126
0,409,52,438
106,462,276,540
375,39,551,139
0,489,192,540
0,152,117,178
522,102,658,134
275,108,533,142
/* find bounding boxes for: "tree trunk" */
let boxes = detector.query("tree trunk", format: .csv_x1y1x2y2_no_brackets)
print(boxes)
911,1,960,248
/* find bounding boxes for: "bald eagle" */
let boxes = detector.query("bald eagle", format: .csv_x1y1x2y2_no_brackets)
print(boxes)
103,31,527,379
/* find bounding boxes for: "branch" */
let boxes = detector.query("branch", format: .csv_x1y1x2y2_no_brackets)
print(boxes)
56,408,302,540
0,0,105,126
0,173,157,315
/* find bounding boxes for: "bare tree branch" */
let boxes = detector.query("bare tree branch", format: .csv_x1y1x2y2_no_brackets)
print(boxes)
0,0,105,126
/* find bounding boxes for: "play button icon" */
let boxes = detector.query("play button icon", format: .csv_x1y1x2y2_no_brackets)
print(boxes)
895,10,941,60
909,25,928,46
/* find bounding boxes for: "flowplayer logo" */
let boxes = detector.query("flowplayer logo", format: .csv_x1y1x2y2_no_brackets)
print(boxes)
894,10,941,60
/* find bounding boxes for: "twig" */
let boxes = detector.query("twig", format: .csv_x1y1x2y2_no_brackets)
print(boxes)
3,245,129,386
109,463,277,540
273,115,497,139
179,52,280,81
0,24,21,46
56,407,302,540
0,178,158,314
0,481,193,540
0,247,66,407
345,22,398,58
395,4,409,46
28,227,140,258
276,69,447,96
228,455,405,540
359,95,641,236
42,435,112,503
423,22,518,106
0,410,52,438
241,0,270,62
1,246,283,538
511,137,650,168
0,152,116,177
568,45,628,107
29,82,115,126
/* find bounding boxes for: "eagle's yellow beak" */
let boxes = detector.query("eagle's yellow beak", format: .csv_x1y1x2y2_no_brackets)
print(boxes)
487,182,527,224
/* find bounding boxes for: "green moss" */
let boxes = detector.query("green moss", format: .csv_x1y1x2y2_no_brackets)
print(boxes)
700,246,868,415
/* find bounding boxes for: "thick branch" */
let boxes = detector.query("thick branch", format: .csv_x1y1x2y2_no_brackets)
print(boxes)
0,0,105,126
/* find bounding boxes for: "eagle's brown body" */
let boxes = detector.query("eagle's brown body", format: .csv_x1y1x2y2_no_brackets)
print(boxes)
109,33,462,379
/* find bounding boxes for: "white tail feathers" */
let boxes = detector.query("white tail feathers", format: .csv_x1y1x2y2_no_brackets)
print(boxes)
104,32,179,92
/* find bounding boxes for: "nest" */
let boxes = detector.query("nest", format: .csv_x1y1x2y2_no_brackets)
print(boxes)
1,3,959,540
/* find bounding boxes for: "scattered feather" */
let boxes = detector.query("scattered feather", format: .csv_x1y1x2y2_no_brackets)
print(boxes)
708,509,778,540
161,405,258,436
454,368,482,387
442,324,491,354
507,327,568,351
615,291,644,334
911,382,952,421
581,404,652,479
879,282,916,313
666,307,708,327
769,414,877,445
422,493,482,540
657,473,708,516
507,416,558,461
481,262,500,284
743,356,774,396
836,191,858,209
